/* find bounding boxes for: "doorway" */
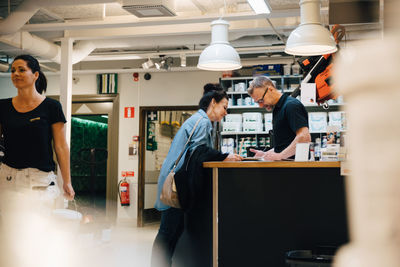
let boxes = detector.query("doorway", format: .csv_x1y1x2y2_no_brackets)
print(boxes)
69,95,119,223
47,94,119,222
71,114,108,215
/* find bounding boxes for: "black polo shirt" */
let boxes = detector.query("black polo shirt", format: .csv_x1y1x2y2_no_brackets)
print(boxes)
0,97,66,171
272,93,308,153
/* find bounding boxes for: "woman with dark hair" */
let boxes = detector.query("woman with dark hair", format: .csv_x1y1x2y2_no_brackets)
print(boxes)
151,83,242,267
0,54,75,206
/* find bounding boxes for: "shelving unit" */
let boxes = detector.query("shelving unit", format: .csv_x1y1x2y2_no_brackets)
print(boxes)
221,131,268,135
220,75,303,92
219,75,346,155
221,75,301,109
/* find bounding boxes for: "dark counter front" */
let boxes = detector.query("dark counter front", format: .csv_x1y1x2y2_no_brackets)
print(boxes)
173,161,348,267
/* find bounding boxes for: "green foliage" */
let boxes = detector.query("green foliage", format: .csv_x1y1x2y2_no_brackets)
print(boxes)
70,116,108,192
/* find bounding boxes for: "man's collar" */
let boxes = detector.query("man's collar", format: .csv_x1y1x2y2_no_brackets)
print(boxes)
275,93,288,109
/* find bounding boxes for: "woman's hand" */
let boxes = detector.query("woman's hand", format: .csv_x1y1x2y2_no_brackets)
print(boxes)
223,153,243,161
63,182,75,201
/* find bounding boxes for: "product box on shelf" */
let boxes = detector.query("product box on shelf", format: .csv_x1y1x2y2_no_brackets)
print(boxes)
223,121,242,132
283,64,291,75
328,111,346,131
321,144,340,161
309,112,328,133
252,64,282,76
221,138,235,154
243,122,263,132
225,114,242,123
292,64,301,75
234,82,247,92
264,113,273,132
242,112,263,122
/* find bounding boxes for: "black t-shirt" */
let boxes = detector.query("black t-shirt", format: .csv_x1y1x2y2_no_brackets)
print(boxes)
0,97,66,171
272,93,309,153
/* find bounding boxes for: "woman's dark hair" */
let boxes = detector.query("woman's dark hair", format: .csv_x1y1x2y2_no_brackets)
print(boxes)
13,54,47,94
199,83,228,112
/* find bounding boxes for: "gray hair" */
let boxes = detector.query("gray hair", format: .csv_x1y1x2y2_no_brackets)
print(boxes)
247,76,276,95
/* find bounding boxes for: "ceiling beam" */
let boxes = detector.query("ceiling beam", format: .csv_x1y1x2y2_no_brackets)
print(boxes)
190,0,208,13
61,18,298,40
80,45,287,61
21,10,300,32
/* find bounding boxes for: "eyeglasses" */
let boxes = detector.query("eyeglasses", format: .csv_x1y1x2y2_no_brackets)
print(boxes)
255,87,268,104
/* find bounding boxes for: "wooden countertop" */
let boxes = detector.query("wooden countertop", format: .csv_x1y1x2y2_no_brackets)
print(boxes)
203,161,341,168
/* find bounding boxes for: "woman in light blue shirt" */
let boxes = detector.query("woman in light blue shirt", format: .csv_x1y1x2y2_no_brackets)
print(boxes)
151,84,242,267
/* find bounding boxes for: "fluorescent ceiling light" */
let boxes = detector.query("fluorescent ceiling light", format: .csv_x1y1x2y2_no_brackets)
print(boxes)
247,0,271,14
180,53,186,67
197,19,242,71
285,0,337,56
142,58,154,69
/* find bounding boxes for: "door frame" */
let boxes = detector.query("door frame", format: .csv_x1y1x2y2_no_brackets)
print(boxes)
50,94,120,222
138,106,198,227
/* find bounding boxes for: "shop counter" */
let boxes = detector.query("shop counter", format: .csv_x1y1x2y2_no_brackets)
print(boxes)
173,161,348,267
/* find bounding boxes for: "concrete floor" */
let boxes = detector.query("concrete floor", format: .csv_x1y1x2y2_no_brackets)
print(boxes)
101,222,159,267
0,189,159,267
1,208,159,267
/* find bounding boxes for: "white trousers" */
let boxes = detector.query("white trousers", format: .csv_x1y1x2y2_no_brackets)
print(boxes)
0,163,60,210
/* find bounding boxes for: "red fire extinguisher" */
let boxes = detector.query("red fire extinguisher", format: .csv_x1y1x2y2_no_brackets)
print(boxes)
118,178,130,206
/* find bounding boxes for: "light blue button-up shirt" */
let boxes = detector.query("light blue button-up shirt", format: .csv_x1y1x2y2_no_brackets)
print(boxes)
154,109,213,211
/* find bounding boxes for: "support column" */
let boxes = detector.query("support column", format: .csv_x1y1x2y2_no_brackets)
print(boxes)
57,37,73,206
59,37,73,147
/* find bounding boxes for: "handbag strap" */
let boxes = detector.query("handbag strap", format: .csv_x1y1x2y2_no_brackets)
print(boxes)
172,117,203,171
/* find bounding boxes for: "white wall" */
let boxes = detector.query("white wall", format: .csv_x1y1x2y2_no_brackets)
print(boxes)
0,74,97,96
47,74,98,95
0,77,16,98
139,71,221,106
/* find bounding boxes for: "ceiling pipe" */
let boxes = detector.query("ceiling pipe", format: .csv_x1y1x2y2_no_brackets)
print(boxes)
0,0,121,35
69,41,97,64
0,32,92,65
1,32,98,65
20,32,61,62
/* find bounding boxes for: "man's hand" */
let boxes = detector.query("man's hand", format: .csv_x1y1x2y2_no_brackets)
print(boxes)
249,148,266,158
250,148,282,161
263,150,283,161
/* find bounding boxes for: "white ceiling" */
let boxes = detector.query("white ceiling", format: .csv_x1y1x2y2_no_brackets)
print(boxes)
0,0,382,72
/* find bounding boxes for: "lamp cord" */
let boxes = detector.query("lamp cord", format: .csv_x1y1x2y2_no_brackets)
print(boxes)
220,0,227,20
266,18,286,44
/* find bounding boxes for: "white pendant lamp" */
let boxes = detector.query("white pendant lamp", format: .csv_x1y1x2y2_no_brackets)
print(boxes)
197,19,242,71
285,0,337,56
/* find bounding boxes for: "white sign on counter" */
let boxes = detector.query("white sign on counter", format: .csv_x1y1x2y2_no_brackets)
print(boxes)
295,143,310,161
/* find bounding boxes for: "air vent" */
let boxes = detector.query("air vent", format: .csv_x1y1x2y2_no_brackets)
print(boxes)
122,0,176,17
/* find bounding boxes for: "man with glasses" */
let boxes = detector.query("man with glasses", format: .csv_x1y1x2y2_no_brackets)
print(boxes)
248,76,310,160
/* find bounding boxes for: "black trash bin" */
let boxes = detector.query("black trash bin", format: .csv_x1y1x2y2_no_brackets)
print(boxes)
286,248,335,267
